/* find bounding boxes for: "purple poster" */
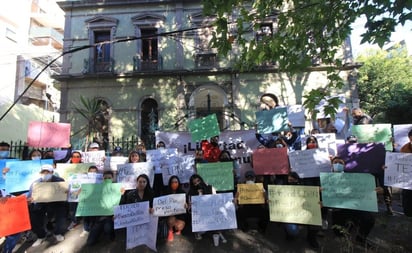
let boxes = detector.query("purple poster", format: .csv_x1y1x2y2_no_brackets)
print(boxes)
337,143,385,174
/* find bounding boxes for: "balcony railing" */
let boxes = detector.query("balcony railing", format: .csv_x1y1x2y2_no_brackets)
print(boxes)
29,26,63,47
133,55,163,72
83,58,115,74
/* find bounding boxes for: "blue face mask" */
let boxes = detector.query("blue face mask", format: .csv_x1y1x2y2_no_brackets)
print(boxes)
333,163,344,172
0,151,10,159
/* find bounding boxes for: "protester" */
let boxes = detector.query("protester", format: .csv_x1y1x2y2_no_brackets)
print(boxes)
201,135,221,162
127,150,141,163
283,171,302,240
120,174,154,212
67,151,83,230
400,129,412,216
135,142,147,162
153,142,166,197
351,108,373,125
79,165,99,238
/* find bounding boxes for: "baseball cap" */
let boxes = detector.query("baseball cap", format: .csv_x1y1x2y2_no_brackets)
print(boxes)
89,142,100,149
40,164,54,173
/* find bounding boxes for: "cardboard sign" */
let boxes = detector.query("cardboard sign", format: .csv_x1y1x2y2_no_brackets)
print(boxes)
116,162,154,190
76,182,122,216
337,143,386,174
288,148,331,178
252,148,289,175
255,107,289,134
196,162,234,191
384,152,412,189
126,215,158,251
350,124,393,151
237,183,265,205
188,114,220,142
27,121,70,148
268,185,322,225
153,193,187,217
0,195,31,237
32,182,69,202
191,193,237,232
114,201,150,229
320,172,378,212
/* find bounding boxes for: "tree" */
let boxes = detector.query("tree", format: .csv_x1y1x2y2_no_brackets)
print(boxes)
356,46,412,123
203,0,412,116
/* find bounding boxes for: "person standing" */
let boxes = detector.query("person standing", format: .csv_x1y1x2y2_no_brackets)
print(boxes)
400,129,412,216
351,108,373,125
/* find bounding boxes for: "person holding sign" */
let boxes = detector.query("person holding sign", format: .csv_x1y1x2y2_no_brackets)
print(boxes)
162,175,188,242
400,129,412,217
120,173,154,212
201,135,221,162
27,164,67,247
1,189,23,253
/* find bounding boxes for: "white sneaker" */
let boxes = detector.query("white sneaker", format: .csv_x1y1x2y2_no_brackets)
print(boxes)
80,230,89,237
54,234,65,242
218,232,227,243
32,238,45,247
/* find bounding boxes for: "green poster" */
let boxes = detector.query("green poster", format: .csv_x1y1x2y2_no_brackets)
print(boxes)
351,124,392,151
268,185,321,226
255,107,289,134
188,114,220,142
196,162,234,191
76,182,122,216
55,163,95,181
320,172,378,212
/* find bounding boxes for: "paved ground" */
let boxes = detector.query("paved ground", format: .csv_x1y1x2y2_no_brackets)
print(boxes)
3,191,412,253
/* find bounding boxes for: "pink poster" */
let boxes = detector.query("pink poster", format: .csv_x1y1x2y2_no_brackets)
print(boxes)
27,121,71,148
252,147,290,175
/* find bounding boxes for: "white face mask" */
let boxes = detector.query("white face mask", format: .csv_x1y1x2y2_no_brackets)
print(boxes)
32,156,41,160
276,144,284,148
246,180,255,184
0,151,10,158
41,174,52,181
333,163,344,172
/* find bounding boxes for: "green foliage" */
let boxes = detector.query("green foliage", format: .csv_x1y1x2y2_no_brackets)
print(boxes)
202,0,412,116
356,46,412,123
72,96,105,141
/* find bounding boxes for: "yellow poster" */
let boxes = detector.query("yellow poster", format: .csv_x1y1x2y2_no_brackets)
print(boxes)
237,183,265,205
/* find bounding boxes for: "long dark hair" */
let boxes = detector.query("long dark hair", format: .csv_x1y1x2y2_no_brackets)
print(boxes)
166,175,185,194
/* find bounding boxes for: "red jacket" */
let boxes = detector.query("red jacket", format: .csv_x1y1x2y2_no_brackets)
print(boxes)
201,140,221,162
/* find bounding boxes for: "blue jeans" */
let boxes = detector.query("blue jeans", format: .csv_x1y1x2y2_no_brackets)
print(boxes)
3,233,21,253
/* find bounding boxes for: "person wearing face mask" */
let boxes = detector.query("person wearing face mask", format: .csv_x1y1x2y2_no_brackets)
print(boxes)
29,150,43,161
161,175,188,242
218,150,240,193
153,142,167,197
27,164,67,247
135,142,147,162
283,172,302,240
328,157,376,245
235,170,269,235
70,151,82,164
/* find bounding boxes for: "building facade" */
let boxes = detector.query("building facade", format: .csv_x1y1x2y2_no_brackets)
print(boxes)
56,0,359,150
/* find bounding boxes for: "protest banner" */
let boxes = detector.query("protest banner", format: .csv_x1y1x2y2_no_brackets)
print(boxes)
237,183,265,205
0,159,18,190
114,201,150,229
5,159,53,193
337,143,386,173
126,215,158,251
320,172,378,212
82,150,106,171
287,105,305,127
268,185,321,225
27,121,71,148
384,152,412,189
0,195,31,237
55,163,95,181
103,156,128,171
252,148,289,175
191,193,237,232
156,130,259,181
153,193,186,217
288,148,331,178
67,173,103,202
146,148,188,185
196,162,234,191
76,182,122,216
32,182,69,202
117,162,154,190
393,124,412,152
301,133,337,156
350,124,393,151
188,114,220,142
255,106,289,134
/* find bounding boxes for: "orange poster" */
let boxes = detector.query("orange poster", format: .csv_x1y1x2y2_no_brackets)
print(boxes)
0,195,31,237
252,147,290,175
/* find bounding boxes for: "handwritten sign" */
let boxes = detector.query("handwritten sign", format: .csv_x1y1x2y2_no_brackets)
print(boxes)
0,159,18,190
255,106,289,134
5,159,53,193
32,182,69,202
337,143,386,173
196,162,234,191
67,173,103,202
103,156,128,171
164,155,196,184
55,163,95,181
126,215,158,251
146,148,181,185
191,193,237,232
393,124,412,152
114,201,150,229
288,148,331,178
237,183,265,205
116,162,154,190
0,195,31,237
153,193,186,217
301,133,337,156
252,148,289,175
320,172,378,212
351,124,392,151
188,114,220,142
287,105,306,127
268,185,321,225
27,121,70,148
384,152,412,189
76,182,122,216
82,151,106,171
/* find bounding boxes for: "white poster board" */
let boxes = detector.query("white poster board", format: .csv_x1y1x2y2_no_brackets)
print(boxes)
384,152,412,189
288,148,331,178
114,201,150,229
116,162,154,190
126,215,158,251
153,193,187,217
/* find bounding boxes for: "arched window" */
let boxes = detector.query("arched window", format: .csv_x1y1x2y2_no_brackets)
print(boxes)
140,98,158,149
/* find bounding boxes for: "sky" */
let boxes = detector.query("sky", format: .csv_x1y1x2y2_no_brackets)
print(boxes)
350,16,412,58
